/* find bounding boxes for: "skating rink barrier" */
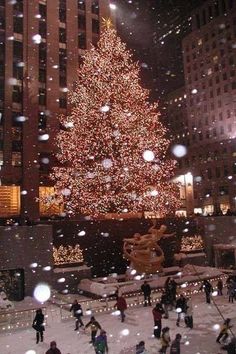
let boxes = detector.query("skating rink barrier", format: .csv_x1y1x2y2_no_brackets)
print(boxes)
57,275,227,321
0,306,47,332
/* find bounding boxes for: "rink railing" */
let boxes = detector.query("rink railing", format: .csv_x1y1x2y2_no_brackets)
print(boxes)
0,276,227,331
0,306,47,332
57,275,228,321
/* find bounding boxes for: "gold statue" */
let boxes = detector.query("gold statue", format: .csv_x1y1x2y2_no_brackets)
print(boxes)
123,220,175,274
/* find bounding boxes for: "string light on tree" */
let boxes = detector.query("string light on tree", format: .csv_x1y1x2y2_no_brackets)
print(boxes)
50,21,179,216
53,244,84,265
181,235,204,252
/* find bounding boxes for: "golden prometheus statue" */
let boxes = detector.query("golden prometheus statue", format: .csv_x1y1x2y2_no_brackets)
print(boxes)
123,220,175,274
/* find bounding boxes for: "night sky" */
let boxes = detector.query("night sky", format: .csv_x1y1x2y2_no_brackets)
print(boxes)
114,0,206,99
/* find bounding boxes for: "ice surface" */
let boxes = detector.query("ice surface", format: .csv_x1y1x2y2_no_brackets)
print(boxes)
0,291,234,354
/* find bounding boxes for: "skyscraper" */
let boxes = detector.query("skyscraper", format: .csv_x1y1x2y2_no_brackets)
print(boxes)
0,0,111,221
179,0,236,215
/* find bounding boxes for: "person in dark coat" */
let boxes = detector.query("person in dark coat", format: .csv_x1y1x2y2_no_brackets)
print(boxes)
200,279,213,303
170,333,182,354
70,299,84,330
32,308,45,344
165,277,177,308
152,302,165,339
164,277,173,309
114,286,119,300
141,281,151,307
169,278,177,305
85,316,102,345
160,290,170,319
217,279,223,296
115,295,127,322
216,318,233,344
221,337,236,354
164,277,171,290
136,340,147,354
94,329,109,354
175,294,187,327
45,341,61,354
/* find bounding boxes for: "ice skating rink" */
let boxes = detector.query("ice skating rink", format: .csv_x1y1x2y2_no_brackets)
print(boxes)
0,291,234,354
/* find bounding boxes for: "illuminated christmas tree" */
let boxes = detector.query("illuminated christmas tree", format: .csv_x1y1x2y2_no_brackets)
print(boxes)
52,21,179,216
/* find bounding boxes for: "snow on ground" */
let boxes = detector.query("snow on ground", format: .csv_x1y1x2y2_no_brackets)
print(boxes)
0,291,235,354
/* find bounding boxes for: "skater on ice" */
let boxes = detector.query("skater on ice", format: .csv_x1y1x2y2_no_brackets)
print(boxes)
32,308,45,344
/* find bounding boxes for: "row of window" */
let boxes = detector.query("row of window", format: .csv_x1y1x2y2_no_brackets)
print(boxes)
0,151,21,166
0,150,53,168
185,18,236,52
189,123,233,142
10,4,99,36
188,83,236,106
200,185,230,197
78,0,99,15
186,41,234,64
194,0,234,29
186,38,233,63
0,185,62,218
193,109,234,126
186,57,236,78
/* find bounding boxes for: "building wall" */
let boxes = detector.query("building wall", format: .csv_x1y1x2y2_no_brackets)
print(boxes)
0,0,111,220
0,224,53,296
173,0,236,215
166,87,196,215
198,215,236,265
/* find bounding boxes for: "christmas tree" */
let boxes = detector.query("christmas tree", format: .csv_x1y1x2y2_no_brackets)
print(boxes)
52,21,179,216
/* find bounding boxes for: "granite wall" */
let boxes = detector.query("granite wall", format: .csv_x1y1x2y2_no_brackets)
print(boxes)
0,225,54,296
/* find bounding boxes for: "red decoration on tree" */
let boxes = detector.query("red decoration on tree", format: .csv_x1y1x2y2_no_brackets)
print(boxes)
51,24,179,216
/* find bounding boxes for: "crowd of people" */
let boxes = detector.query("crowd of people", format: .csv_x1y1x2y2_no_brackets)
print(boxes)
31,276,236,354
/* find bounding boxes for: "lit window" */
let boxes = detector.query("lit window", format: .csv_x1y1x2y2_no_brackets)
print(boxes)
39,186,63,216
198,38,202,45
12,151,22,166
0,186,20,217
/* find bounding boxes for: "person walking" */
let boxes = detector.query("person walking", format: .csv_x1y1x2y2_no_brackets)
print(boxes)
70,299,84,330
175,294,187,327
160,290,170,319
32,308,45,344
217,279,223,296
45,341,62,354
216,318,233,344
85,316,102,345
169,278,177,305
200,279,213,304
228,280,235,303
164,277,171,291
141,281,152,307
185,297,193,329
152,302,165,339
159,326,170,353
170,333,182,354
94,329,109,354
115,295,127,322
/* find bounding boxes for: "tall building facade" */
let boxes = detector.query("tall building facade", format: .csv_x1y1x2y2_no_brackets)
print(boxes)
166,87,195,216
0,0,111,220
114,0,206,101
178,0,236,215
